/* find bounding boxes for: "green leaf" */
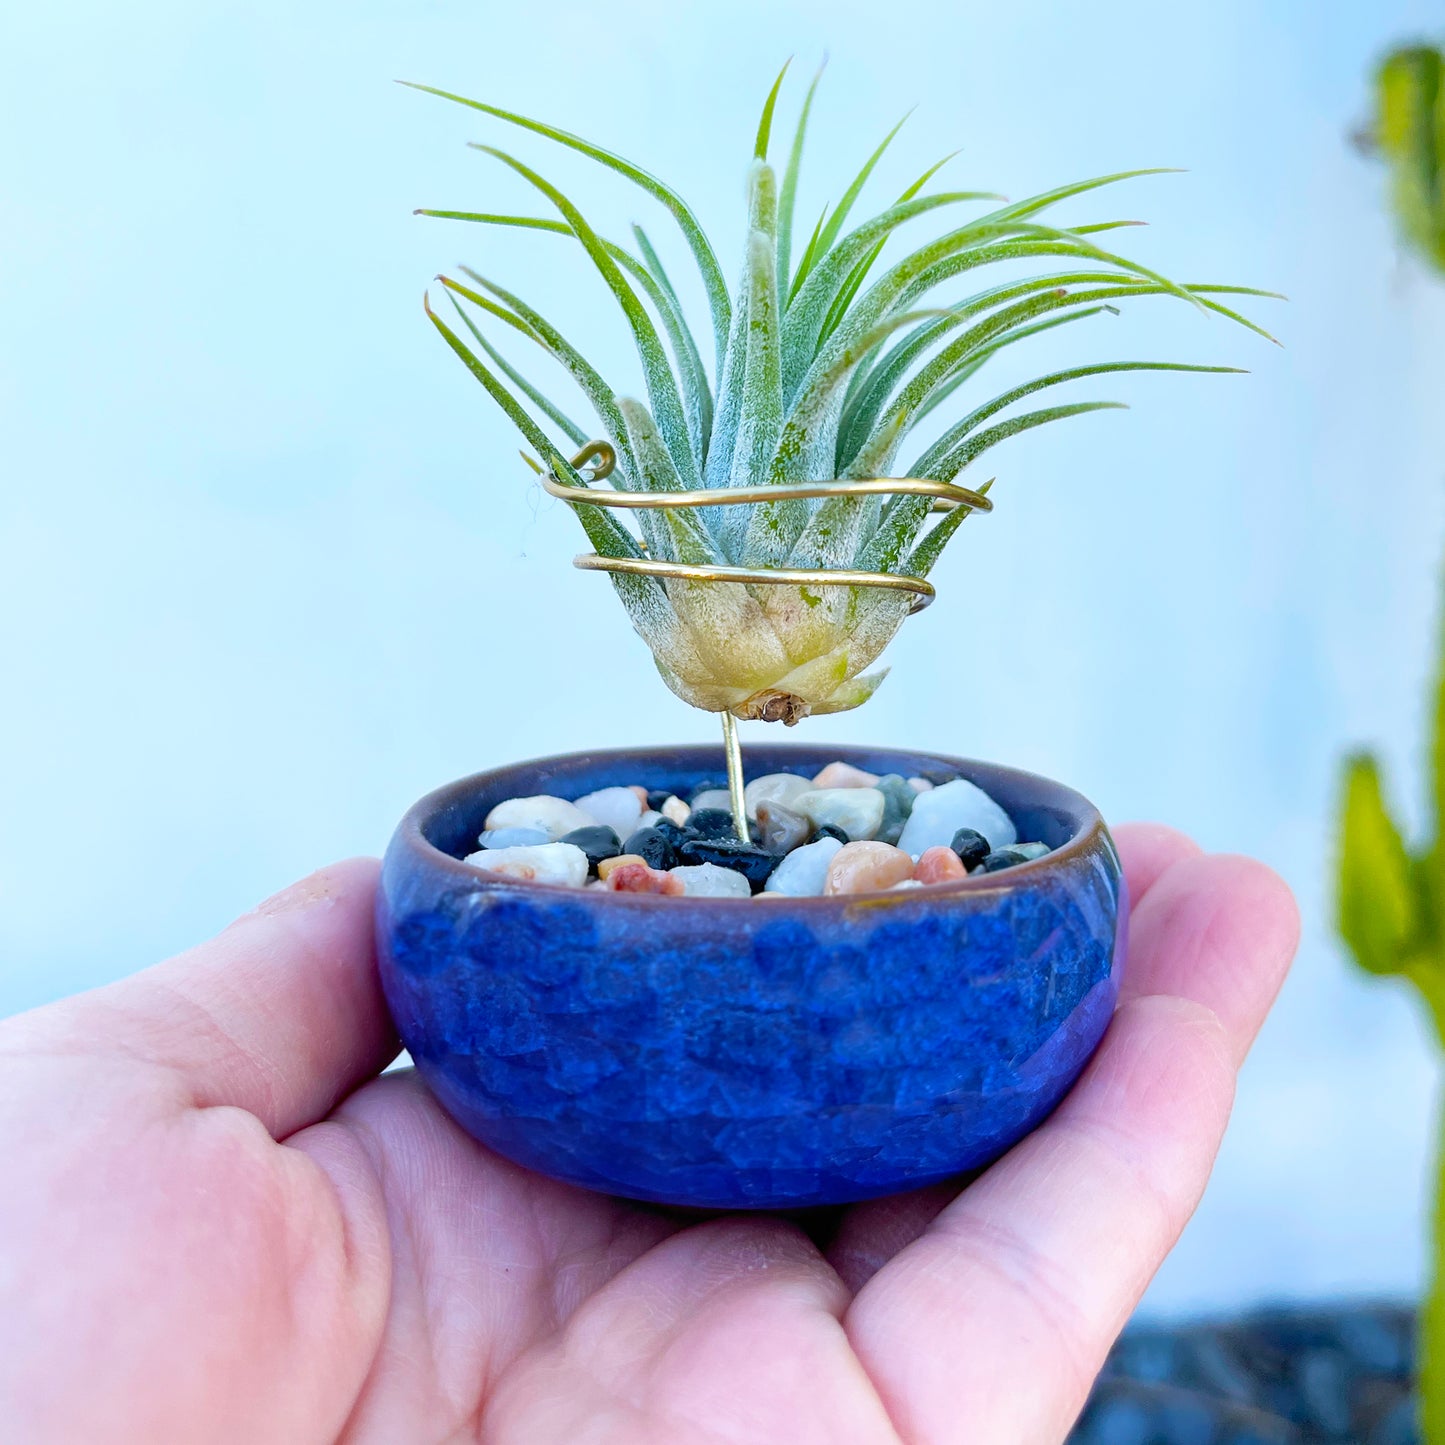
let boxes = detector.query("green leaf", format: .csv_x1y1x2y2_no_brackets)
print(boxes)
401,81,733,373
1337,752,1418,977
905,477,993,576
445,292,587,445
616,398,720,564
754,58,791,160
424,293,643,565
777,61,824,300
477,146,702,487
811,109,914,261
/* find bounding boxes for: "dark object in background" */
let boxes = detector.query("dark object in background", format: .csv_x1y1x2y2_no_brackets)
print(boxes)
1070,1304,1416,1444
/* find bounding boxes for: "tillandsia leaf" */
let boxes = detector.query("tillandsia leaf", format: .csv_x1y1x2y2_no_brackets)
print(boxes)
906,478,993,578
444,272,637,484
615,398,720,564
476,146,702,488
777,61,824,298
1338,752,1419,977
446,293,588,445
419,208,713,456
754,58,791,160
818,151,962,345
789,205,831,303
404,81,732,372
781,192,1008,396
633,224,714,453
811,109,914,260
705,162,780,493
423,293,643,566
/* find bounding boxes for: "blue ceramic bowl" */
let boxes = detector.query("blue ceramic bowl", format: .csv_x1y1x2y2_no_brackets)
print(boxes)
378,745,1126,1210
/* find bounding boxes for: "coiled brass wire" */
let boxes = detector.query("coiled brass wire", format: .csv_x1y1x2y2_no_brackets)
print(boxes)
530,441,991,616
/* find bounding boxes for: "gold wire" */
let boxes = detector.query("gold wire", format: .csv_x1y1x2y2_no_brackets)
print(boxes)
720,711,748,842
532,441,988,618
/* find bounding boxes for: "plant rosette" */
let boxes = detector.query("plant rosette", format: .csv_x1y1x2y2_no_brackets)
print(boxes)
381,65,1272,1207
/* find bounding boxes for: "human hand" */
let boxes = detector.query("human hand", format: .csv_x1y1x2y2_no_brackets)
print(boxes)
0,824,1297,1444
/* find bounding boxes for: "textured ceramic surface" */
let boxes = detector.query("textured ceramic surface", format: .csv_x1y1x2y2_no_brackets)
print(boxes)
378,745,1127,1210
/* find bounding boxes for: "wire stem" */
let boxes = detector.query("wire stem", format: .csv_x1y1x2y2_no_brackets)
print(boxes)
721,711,747,842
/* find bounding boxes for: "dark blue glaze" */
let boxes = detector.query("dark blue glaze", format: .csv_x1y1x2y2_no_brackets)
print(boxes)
378,744,1127,1210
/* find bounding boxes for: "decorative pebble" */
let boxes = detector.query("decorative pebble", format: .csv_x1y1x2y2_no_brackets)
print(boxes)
874,773,916,845
464,842,588,888
793,787,886,842
668,862,752,898
557,824,622,872
896,778,1017,855
764,836,844,895
689,781,729,806
950,828,991,870
756,799,811,855
605,860,685,894
811,761,879,789
890,879,925,890
484,793,596,841
629,785,650,806
743,772,814,814
675,835,780,890
645,788,673,810
620,826,678,870
907,777,934,794
597,853,644,880
635,809,665,831
824,841,916,895
915,845,969,884
688,806,745,840
476,826,550,851
978,847,1030,873
1012,841,1050,860
660,794,691,826
575,786,643,839
811,823,850,846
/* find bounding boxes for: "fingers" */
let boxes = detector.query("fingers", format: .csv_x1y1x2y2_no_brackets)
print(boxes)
2,859,395,1138
843,849,1298,1445
1112,822,1202,906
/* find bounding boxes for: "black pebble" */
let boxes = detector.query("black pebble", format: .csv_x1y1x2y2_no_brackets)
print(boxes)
950,828,991,870
646,788,674,811
676,836,780,891
811,823,850,846
650,816,690,848
978,848,1027,873
688,807,743,839
558,824,622,874
622,825,678,870
918,767,960,786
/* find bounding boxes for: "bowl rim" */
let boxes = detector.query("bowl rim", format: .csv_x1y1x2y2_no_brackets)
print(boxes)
389,742,1112,910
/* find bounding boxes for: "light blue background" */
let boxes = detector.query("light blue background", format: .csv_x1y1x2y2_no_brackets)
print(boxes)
4,0,1444,1317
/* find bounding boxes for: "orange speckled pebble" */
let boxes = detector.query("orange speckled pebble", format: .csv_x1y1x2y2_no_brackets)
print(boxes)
811,761,880,789
824,841,915,895
914,846,968,884
606,861,685,895
597,854,644,880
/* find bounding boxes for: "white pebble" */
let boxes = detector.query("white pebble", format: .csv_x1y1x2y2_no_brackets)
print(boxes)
890,878,926,890
476,826,550,850
897,778,1017,855
907,777,934,794
484,794,596,841
764,836,845,896
744,772,813,814
661,795,691,826
1011,841,1050,860
811,761,879,789
793,787,885,842
574,786,643,838
463,842,588,887
669,862,752,898
635,809,665,832
690,788,734,814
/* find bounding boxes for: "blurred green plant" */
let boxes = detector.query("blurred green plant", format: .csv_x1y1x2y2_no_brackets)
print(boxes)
1338,40,1445,1440
1360,43,1445,273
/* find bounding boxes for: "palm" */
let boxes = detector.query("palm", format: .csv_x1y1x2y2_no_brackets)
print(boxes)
0,826,1297,1445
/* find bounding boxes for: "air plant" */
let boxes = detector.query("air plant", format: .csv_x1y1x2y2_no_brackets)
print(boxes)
411,62,1274,732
